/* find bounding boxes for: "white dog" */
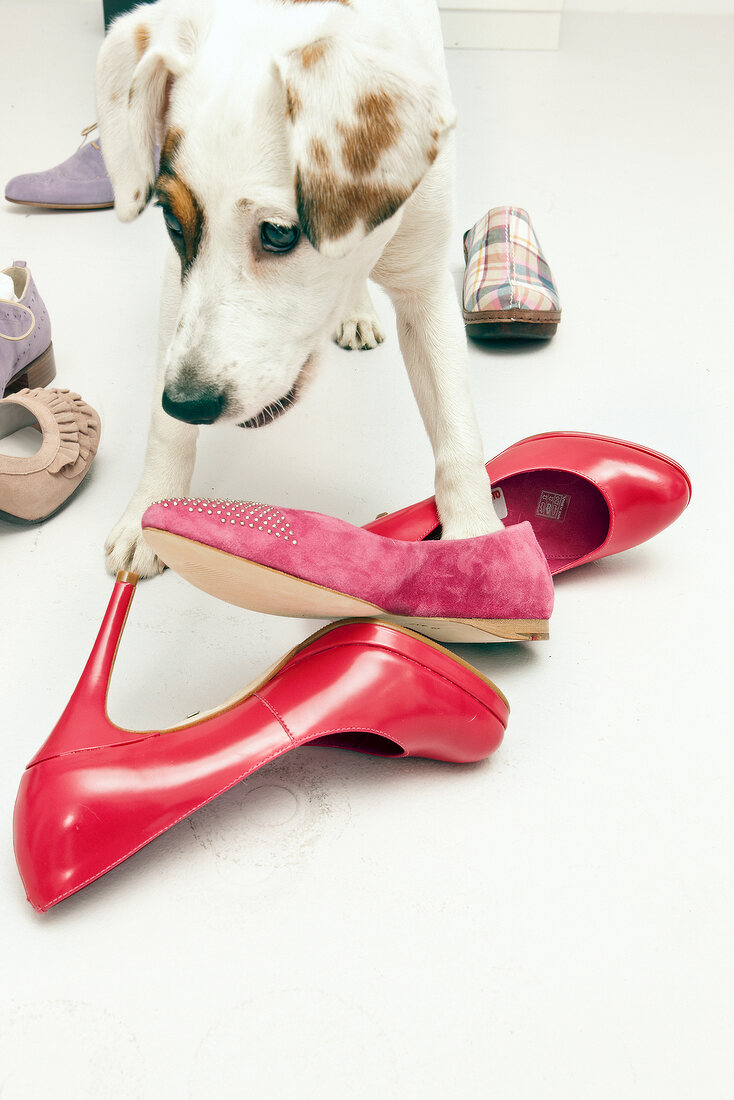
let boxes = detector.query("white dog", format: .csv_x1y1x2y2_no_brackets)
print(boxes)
97,0,502,578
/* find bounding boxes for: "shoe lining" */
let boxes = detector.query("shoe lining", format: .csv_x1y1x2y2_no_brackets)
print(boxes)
499,470,610,567
307,731,404,756
0,404,42,457
1,265,30,300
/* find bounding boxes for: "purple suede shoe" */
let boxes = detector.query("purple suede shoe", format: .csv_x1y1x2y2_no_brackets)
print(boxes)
5,126,113,210
1,262,55,398
142,499,554,643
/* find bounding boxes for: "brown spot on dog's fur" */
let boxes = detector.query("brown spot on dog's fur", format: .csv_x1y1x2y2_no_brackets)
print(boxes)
300,40,328,69
135,24,150,57
163,73,175,121
426,127,440,164
156,129,204,276
296,167,409,249
339,89,401,176
285,84,302,120
134,189,141,201
157,174,205,273
308,139,329,169
159,128,184,177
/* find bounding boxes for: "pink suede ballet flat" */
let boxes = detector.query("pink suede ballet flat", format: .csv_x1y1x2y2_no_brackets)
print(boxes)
142,500,554,643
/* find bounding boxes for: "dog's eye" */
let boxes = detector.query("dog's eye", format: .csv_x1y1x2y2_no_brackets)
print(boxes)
260,222,300,253
162,210,184,239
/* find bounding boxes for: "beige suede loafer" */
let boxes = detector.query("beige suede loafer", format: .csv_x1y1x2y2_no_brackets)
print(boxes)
0,387,100,523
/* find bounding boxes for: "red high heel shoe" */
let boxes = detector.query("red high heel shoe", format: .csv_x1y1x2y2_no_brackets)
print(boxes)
14,572,509,912
364,431,692,575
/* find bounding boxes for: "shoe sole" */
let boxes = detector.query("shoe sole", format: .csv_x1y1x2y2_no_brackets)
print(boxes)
0,496,78,525
3,342,56,396
5,197,114,210
463,307,560,340
144,528,550,644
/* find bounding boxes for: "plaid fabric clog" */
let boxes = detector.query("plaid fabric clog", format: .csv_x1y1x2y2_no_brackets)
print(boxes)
462,207,561,339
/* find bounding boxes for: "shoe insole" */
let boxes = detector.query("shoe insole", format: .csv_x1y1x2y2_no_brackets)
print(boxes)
496,470,610,569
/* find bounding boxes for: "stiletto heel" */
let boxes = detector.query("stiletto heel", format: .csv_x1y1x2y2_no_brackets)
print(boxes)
14,573,509,911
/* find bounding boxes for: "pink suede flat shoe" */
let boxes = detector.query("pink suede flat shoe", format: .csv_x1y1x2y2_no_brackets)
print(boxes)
142,501,554,643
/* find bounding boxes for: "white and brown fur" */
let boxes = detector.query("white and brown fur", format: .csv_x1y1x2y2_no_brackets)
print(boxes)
97,0,502,577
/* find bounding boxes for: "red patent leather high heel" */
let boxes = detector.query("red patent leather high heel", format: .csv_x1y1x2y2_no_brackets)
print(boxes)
14,572,509,912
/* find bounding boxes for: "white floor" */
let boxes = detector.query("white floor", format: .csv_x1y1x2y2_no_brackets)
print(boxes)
0,5,731,1097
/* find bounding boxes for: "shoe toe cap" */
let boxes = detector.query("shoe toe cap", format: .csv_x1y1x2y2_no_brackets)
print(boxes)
606,450,691,551
5,167,114,206
468,285,560,314
5,171,48,203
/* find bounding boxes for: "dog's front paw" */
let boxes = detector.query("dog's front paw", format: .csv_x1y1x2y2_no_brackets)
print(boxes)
105,509,164,579
333,311,385,351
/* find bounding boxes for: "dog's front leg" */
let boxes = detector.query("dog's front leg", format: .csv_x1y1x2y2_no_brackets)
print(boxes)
385,271,502,539
105,255,199,577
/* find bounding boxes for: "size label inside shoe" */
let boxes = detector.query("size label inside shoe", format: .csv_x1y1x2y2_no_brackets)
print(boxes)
492,487,508,520
536,490,570,521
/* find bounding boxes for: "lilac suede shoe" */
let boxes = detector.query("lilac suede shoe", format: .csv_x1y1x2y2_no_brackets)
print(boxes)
5,126,113,210
1,262,55,398
142,499,554,643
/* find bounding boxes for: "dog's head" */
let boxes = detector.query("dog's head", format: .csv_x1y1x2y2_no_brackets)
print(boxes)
96,0,455,427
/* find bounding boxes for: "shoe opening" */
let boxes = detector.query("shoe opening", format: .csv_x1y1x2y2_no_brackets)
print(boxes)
0,403,43,459
424,470,609,566
308,731,404,756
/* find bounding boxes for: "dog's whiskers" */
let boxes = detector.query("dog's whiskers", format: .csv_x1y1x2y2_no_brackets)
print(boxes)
237,371,304,430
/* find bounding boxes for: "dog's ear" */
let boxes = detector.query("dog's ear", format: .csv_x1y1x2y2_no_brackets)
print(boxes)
275,37,456,258
95,1,207,222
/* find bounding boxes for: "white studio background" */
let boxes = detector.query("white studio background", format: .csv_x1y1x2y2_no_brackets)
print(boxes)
566,0,734,11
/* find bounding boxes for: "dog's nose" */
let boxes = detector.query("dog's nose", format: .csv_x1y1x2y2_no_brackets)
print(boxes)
162,386,226,425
